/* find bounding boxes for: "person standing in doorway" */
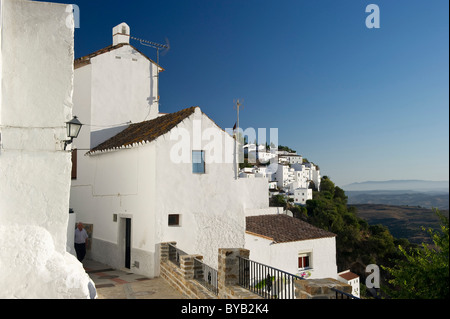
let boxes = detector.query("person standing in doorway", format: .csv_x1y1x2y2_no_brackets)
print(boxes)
74,222,89,262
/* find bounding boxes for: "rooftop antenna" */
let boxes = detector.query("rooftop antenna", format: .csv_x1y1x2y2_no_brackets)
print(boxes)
130,36,170,109
233,99,244,179
130,36,170,65
233,98,244,138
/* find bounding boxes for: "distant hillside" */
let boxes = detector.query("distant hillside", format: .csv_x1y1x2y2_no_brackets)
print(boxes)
346,190,449,210
343,180,449,192
353,204,449,245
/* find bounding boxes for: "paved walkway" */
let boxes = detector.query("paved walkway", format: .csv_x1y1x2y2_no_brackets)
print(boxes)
82,259,186,299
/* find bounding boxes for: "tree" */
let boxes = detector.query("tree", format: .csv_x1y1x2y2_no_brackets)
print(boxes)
320,176,335,197
269,194,287,208
382,209,449,299
334,186,347,203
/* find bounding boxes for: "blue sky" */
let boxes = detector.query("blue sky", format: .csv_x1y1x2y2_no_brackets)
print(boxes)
44,0,448,186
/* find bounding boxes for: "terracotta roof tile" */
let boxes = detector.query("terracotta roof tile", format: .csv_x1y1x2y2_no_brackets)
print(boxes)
246,214,336,243
88,106,196,155
339,271,359,281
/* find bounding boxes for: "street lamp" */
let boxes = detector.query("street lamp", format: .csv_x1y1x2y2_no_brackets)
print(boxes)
64,116,82,150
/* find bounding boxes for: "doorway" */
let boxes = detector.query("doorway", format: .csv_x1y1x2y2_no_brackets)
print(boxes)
124,218,131,269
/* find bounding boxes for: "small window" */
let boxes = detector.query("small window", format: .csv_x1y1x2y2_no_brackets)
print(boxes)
298,253,311,270
168,214,180,226
192,150,205,174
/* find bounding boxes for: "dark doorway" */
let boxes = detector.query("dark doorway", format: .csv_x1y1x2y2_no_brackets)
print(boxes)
125,218,131,269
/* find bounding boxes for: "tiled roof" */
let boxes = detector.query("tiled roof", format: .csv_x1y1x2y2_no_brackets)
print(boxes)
74,43,164,71
246,214,336,243
88,106,197,155
339,271,359,281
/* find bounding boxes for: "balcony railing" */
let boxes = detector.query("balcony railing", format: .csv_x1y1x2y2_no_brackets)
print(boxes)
237,257,359,299
193,258,219,295
331,287,360,299
168,243,187,267
237,256,304,299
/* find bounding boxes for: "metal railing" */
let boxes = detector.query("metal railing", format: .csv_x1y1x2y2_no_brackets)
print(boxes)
331,287,360,299
193,258,219,295
168,243,188,267
237,256,304,299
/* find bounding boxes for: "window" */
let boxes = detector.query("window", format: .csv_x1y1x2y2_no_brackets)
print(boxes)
168,214,180,226
298,253,311,270
192,150,205,174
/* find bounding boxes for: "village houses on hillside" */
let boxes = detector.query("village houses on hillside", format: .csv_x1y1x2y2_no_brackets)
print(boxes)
240,144,321,205
68,22,339,281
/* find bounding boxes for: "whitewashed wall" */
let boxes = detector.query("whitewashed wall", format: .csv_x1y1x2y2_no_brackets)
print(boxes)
155,108,269,269
0,0,94,298
70,107,270,277
245,233,337,280
89,45,160,130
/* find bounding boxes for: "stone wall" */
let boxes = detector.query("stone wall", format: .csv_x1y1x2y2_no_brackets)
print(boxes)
294,278,353,299
159,242,217,299
217,248,262,299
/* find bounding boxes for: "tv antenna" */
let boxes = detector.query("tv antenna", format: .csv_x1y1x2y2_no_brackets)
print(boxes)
130,36,170,65
130,36,170,108
233,99,244,180
233,98,244,135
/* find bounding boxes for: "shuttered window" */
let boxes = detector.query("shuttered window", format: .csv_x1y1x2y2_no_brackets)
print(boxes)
71,149,77,179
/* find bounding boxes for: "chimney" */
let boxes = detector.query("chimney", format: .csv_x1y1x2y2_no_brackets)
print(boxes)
113,22,130,46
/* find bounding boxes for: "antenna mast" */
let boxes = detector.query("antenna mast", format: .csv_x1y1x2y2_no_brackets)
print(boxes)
130,36,170,108
234,99,244,179
130,36,169,65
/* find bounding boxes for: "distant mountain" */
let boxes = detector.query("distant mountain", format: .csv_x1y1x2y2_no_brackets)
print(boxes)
346,190,449,210
342,180,449,209
342,180,449,193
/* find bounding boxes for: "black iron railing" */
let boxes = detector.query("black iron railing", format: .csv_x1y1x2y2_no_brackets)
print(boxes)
193,258,219,295
237,256,304,299
168,243,188,267
331,287,360,299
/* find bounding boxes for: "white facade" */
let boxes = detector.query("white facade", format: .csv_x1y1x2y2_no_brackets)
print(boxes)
73,25,161,151
338,270,360,298
0,0,94,298
70,24,273,277
278,154,303,165
273,164,295,189
294,188,312,205
70,107,270,276
257,151,277,164
245,233,337,280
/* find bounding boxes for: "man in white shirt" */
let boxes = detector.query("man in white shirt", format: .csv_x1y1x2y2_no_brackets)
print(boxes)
74,222,89,262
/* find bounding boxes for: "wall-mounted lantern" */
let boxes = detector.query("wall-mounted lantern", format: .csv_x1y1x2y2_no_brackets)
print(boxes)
64,116,82,150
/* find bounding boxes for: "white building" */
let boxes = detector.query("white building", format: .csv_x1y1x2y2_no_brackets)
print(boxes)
73,22,162,151
338,270,360,298
257,151,277,164
273,164,295,189
292,162,321,191
0,0,94,298
69,24,271,277
267,160,321,203
294,188,312,205
245,214,338,279
278,154,303,165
